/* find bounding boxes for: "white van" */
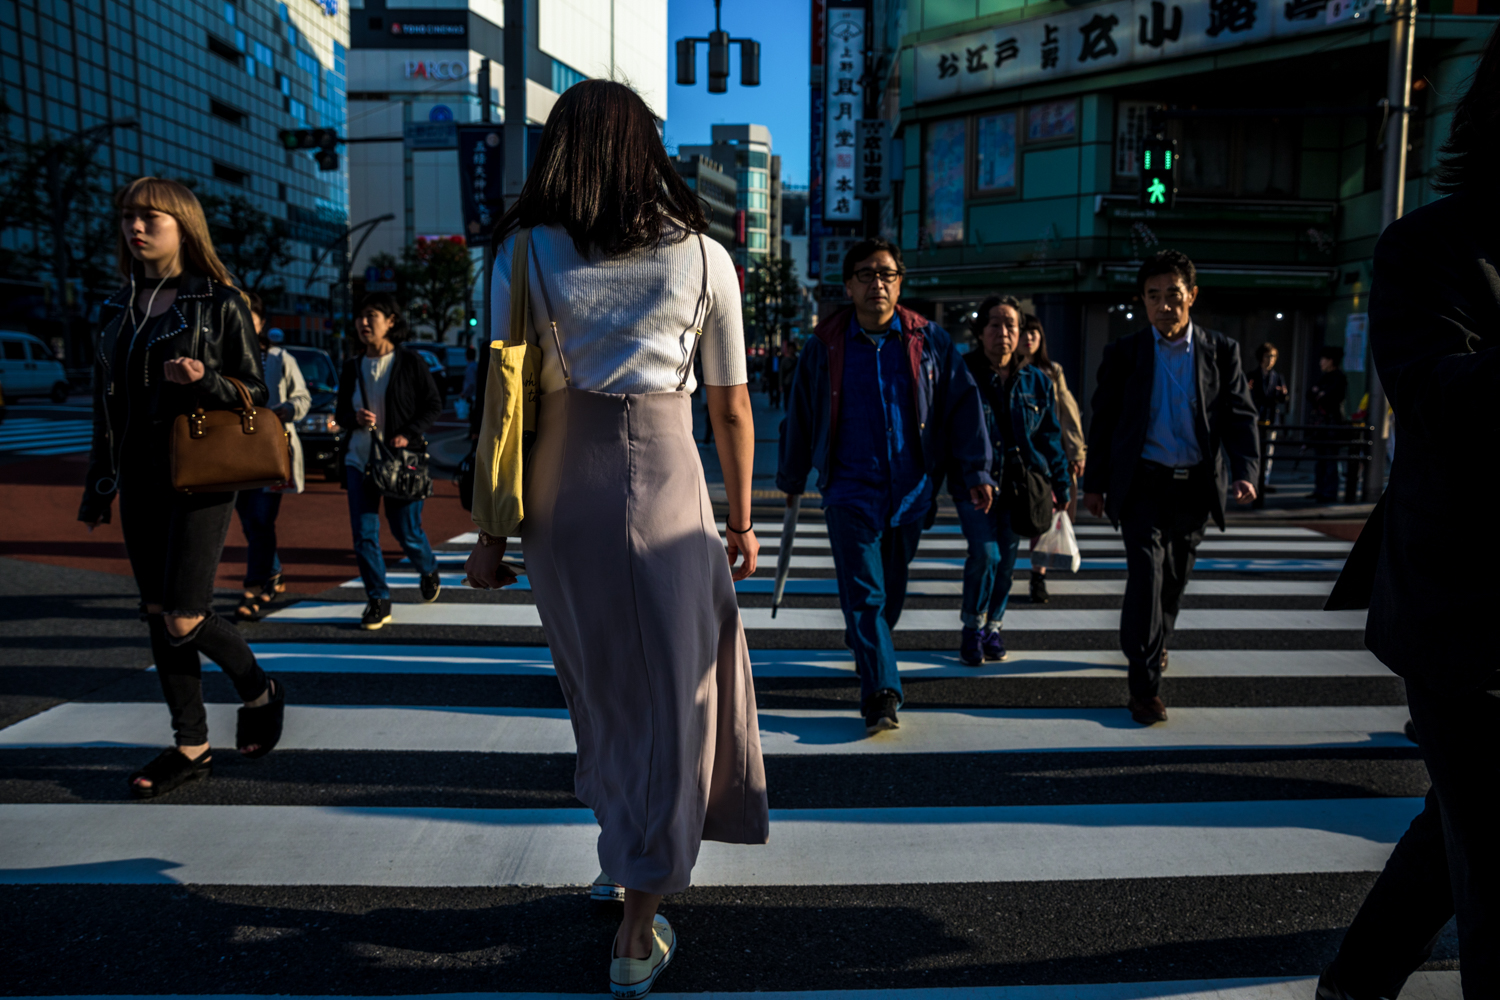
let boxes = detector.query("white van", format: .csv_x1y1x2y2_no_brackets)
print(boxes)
0,330,71,403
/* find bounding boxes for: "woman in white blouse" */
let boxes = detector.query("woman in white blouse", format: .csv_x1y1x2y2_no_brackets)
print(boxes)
465,81,768,999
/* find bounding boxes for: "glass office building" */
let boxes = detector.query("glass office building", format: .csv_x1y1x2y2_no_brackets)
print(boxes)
0,0,351,358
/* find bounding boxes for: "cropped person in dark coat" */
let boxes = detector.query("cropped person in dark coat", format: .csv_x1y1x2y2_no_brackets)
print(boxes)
1306,345,1349,503
1321,26,1500,999
1082,250,1259,725
335,294,444,629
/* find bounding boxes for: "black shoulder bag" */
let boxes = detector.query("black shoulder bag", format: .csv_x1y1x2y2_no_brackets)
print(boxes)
986,368,1052,537
1003,446,1053,537
360,362,434,502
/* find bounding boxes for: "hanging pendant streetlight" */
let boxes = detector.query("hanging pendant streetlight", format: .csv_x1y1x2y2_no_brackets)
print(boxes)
676,0,760,93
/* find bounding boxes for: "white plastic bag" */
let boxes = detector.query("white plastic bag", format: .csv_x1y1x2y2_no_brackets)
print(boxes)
1032,511,1081,573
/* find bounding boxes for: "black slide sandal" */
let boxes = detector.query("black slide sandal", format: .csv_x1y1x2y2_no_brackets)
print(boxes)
236,677,286,759
128,747,213,799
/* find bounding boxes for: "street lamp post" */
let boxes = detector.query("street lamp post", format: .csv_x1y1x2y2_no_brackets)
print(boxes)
1365,0,1417,501
306,213,396,350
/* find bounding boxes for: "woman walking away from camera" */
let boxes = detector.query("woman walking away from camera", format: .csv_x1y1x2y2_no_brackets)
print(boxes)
336,293,443,630
1019,313,1085,603
77,177,286,799
952,296,1069,666
233,292,312,621
464,80,769,999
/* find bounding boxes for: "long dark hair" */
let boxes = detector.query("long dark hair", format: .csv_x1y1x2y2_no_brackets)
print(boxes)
495,81,707,256
1021,313,1053,370
1433,23,1500,195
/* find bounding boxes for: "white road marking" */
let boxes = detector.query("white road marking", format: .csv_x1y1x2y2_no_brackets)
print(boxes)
236,644,1388,678
0,703,1413,754
0,797,1421,886
265,602,1368,631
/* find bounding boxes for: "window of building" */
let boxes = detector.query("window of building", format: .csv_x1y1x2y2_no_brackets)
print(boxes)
747,231,768,249
279,72,291,96
210,99,246,126
287,96,307,121
747,151,768,169
746,211,768,231
551,60,586,93
924,118,966,245
207,33,242,67
213,161,248,186
745,190,768,209
974,111,1017,195
224,1,236,25
737,168,768,190
1027,100,1077,142
253,40,274,68
1173,117,1298,198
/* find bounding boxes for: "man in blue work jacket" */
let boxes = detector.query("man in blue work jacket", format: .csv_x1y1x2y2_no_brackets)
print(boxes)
779,238,995,735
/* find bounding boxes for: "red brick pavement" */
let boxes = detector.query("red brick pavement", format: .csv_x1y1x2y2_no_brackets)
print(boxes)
0,455,474,594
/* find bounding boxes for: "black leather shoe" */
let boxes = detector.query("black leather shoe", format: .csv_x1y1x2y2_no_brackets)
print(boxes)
361,598,393,630
1128,695,1168,724
1029,573,1049,603
863,689,900,734
420,571,442,603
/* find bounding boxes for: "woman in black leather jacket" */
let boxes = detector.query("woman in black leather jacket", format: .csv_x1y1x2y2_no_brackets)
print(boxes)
78,177,287,799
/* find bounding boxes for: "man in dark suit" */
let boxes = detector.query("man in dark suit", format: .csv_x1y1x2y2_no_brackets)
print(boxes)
1320,27,1500,995
1082,250,1259,725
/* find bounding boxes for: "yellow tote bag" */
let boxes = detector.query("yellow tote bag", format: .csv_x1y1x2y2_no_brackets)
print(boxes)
472,228,540,538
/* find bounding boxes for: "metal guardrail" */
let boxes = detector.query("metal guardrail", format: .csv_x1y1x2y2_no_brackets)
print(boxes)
1254,421,1373,508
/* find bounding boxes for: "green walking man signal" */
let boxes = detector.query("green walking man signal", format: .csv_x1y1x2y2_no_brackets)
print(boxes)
1139,138,1177,209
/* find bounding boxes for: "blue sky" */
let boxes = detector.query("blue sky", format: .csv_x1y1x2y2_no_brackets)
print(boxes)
661,0,812,187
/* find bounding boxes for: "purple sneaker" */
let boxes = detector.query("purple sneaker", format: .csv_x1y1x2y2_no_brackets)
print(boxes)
981,628,1007,661
959,626,984,666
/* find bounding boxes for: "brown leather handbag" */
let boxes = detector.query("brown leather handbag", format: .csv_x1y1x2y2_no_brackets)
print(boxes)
170,376,291,493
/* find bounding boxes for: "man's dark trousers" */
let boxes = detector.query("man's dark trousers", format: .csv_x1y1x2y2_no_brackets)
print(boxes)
1327,674,1500,997
1119,461,1210,699
824,504,923,709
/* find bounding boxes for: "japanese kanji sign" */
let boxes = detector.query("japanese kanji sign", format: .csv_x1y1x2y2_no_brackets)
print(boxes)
915,0,1367,103
856,119,891,201
824,2,866,223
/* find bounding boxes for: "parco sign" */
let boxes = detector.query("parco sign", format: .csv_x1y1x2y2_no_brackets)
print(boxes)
404,60,469,80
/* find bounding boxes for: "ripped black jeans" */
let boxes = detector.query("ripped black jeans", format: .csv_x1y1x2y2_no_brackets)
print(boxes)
119,463,266,746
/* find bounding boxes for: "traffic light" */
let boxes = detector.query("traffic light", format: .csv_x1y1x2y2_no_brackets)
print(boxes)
1140,138,1177,209
279,129,341,171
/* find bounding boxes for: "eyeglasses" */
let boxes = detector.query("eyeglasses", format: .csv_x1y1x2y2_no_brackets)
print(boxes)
851,267,903,286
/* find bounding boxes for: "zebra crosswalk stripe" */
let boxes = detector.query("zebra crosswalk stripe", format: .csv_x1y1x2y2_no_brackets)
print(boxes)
2,503,1444,996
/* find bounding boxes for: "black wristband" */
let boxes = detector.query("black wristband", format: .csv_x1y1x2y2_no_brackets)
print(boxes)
726,523,754,535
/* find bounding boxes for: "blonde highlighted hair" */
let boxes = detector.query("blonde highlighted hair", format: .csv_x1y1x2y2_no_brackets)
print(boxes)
115,177,243,300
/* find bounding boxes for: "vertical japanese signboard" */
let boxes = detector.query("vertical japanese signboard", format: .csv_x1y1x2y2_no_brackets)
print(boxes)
456,124,504,245
856,119,890,200
823,1,866,223
808,0,827,281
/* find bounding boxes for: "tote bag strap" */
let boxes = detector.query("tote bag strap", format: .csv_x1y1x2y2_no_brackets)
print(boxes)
528,234,573,388
675,234,710,392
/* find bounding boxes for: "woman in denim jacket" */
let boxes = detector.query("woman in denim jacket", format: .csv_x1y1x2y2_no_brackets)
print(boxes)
948,294,1070,665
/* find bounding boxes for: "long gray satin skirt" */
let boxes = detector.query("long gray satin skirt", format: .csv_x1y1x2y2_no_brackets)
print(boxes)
521,386,770,895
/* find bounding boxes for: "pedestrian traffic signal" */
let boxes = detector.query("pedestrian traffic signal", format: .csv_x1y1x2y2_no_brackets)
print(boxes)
279,129,342,171
1140,138,1177,209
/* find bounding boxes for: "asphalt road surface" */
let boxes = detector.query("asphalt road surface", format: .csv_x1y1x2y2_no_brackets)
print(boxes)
0,396,1459,999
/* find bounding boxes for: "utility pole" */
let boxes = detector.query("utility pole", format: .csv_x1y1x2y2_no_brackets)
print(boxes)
1365,0,1416,501
504,0,528,210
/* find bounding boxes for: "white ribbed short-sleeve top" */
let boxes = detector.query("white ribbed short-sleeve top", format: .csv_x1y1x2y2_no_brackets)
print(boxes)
488,224,748,395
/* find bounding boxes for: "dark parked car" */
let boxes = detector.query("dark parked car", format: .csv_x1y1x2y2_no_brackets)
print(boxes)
410,347,450,409
407,341,470,396
286,346,344,481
